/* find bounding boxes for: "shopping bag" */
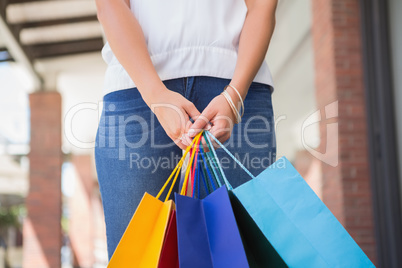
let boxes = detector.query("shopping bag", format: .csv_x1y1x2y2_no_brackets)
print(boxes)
228,190,288,267
175,186,249,268
107,193,174,267
175,140,249,268
108,133,203,267
204,131,375,268
158,210,179,268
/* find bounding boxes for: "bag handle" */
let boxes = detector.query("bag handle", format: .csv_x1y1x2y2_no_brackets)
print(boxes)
178,136,221,198
203,131,257,190
191,149,213,198
199,146,217,191
182,135,217,198
201,145,222,188
190,142,201,196
179,133,202,195
183,136,201,196
193,160,202,198
156,132,202,201
192,155,199,198
202,132,225,185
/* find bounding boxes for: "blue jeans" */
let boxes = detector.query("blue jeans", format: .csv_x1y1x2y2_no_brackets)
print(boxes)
94,76,276,260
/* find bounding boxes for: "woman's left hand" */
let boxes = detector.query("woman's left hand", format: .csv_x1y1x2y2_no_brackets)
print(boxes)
186,93,237,148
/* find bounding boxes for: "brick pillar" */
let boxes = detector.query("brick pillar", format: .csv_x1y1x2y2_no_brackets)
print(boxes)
24,92,62,268
69,154,95,268
311,0,376,263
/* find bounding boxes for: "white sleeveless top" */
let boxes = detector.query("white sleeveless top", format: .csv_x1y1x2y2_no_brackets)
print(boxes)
101,0,274,96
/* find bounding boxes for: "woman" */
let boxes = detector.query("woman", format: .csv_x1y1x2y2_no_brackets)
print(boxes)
95,0,278,260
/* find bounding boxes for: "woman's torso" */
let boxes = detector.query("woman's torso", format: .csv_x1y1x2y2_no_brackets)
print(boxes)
101,0,274,95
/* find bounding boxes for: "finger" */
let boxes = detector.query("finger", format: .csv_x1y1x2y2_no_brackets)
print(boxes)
182,120,195,145
185,118,193,132
204,122,212,131
208,128,222,149
170,134,187,150
173,130,192,148
181,133,192,146
178,142,188,150
209,124,231,148
188,109,215,138
183,102,201,121
179,112,193,146
175,140,188,150
211,114,233,136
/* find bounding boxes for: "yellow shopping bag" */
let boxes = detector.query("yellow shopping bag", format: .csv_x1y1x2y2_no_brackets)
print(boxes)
108,132,202,268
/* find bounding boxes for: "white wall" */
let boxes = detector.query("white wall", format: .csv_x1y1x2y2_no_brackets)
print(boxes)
34,52,106,155
388,0,402,209
266,0,319,161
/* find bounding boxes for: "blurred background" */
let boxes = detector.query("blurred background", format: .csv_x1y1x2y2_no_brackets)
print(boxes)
0,0,401,267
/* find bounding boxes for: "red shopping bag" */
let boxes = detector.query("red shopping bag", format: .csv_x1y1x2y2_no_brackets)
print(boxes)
158,210,179,268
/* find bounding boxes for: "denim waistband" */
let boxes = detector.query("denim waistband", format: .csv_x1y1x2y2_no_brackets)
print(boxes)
103,87,140,102
102,76,273,107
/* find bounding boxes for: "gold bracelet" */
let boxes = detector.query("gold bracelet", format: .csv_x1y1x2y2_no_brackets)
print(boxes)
226,84,245,118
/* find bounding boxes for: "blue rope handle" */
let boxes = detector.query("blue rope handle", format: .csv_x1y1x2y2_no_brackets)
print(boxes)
199,146,217,191
199,160,210,195
203,150,221,188
190,145,211,198
204,131,257,189
198,163,201,198
202,132,223,188
205,150,223,187
203,132,232,190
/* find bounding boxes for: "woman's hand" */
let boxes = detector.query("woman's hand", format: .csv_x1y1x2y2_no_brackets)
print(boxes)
145,88,200,150
187,93,237,148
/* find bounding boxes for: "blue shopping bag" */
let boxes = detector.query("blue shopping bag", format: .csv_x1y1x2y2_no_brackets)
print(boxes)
205,131,375,268
175,143,249,268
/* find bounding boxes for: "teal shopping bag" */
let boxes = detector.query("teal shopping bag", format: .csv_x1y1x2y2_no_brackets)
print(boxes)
204,131,375,268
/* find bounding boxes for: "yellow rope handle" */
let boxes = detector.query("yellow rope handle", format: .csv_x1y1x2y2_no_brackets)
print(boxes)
180,137,199,196
170,133,201,199
164,161,184,202
156,132,202,201
180,133,201,195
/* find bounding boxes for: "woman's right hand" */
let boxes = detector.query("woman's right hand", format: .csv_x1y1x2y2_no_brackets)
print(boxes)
144,87,200,150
